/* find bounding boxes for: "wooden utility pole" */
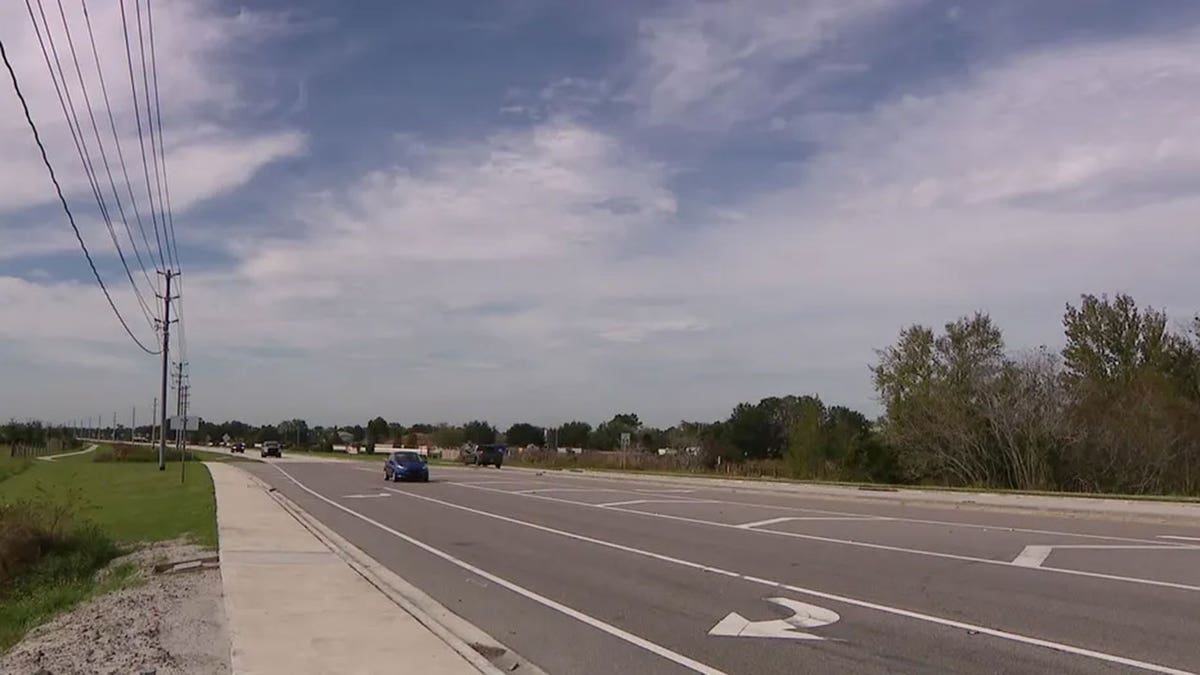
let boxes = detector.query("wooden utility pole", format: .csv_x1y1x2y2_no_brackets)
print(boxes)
158,270,176,471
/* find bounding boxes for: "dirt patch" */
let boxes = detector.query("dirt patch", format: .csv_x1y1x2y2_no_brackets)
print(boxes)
0,540,230,675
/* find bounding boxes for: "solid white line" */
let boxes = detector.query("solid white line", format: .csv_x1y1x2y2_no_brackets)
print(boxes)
736,516,799,529
384,485,1191,674
494,469,1184,546
451,482,1200,593
1012,546,1053,568
271,466,726,675
597,499,715,508
1014,543,1200,567
515,488,618,494
1159,536,1200,542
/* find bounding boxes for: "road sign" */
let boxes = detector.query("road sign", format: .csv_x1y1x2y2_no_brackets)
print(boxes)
620,432,631,450
708,597,840,640
169,415,199,431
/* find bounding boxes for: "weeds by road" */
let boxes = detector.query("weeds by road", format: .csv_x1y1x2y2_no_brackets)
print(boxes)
0,446,218,650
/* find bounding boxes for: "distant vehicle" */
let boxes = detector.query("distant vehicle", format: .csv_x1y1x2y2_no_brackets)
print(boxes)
462,443,505,468
261,441,282,458
384,451,429,482
231,442,245,454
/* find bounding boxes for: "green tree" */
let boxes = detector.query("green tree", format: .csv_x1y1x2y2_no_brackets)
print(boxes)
1063,293,1170,387
557,421,592,448
463,420,497,445
431,424,467,448
367,416,390,442
505,423,543,447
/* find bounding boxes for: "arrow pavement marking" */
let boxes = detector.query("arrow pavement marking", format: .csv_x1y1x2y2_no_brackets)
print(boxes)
709,598,840,640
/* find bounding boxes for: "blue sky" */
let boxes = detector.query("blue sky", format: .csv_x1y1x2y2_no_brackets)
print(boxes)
3,0,1200,428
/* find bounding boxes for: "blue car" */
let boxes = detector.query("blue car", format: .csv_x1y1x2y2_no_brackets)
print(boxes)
385,451,429,482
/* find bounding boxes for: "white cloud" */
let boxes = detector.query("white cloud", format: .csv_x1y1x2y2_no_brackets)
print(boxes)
0,0,306,214
630,0,908,127
802,29,1200,213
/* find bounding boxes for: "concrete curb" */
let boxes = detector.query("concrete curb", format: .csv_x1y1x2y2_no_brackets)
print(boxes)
239,468,546,675
501,465,1200,524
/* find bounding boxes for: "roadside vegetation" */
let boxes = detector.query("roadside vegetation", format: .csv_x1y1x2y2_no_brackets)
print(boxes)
0,446,217,651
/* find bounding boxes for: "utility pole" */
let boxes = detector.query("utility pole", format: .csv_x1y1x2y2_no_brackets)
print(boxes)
132,406,136,442
180,381,190,484
158,270,176,471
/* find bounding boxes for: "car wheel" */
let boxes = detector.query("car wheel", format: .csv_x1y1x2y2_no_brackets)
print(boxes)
422,475,429,482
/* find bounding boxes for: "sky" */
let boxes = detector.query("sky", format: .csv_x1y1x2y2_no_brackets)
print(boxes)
3,0,1200,429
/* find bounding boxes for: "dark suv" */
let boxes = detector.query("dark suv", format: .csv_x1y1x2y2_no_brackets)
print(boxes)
462,443,505,468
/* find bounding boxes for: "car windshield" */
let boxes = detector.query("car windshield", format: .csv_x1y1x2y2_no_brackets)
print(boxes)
393,452,423,462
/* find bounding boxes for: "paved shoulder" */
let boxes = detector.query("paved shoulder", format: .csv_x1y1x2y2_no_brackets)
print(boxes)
206,461,486,674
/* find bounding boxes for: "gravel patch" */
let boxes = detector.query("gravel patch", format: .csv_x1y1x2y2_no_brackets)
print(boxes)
0,540,230,675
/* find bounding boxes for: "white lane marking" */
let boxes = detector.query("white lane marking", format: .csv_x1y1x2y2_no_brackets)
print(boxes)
736,516,883,529
342,492,391,499
514,488,619,494
1159,536,1200,542
1013,543,1200,568
1012,546,1053,568
451,482,1200,593
272,466,725,675
736,517,798,529
384,485,1192,674
596,499,715,508
635,488,696,494
709,598,840,641
482,468,1183,546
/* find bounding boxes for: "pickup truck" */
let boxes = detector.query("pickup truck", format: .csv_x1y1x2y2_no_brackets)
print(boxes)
261,441,282,458
462,443,505,468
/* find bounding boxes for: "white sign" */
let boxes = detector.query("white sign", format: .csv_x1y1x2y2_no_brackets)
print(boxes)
169,415,199,431
709,597,840,640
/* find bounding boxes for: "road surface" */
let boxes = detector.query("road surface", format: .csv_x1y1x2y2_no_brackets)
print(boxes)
241,458,1200,674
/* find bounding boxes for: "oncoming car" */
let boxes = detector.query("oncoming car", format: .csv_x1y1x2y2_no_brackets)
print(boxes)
385,451,429,482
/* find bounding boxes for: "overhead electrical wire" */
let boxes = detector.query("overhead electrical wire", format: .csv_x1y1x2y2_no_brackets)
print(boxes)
48,0,159,327
145,0,187,368
119,0,167,272
1,35,160,355
81,0,161,309
134,0,175,274
26,0,157,332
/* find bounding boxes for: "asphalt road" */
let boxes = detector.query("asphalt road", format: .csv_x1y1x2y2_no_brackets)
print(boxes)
241,458,1200,674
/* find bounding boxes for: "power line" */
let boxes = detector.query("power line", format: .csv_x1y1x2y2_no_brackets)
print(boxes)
146,0,179,275
46,0,158,328
145,0,186,364
118,0,167,272
1,35,160,355
134,0,174,274
81,0,161,303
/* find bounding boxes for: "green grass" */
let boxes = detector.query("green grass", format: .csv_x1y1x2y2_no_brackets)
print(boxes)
0,445,218,651
0,453,32,484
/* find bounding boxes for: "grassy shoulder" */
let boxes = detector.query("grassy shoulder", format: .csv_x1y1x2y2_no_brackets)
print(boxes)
0,445,217,651
0,453,32,484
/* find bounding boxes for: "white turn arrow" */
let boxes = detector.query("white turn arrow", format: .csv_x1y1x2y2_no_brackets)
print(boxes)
708,597,840,640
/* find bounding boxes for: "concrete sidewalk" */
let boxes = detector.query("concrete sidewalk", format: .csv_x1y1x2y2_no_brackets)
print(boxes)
207,462,483,674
